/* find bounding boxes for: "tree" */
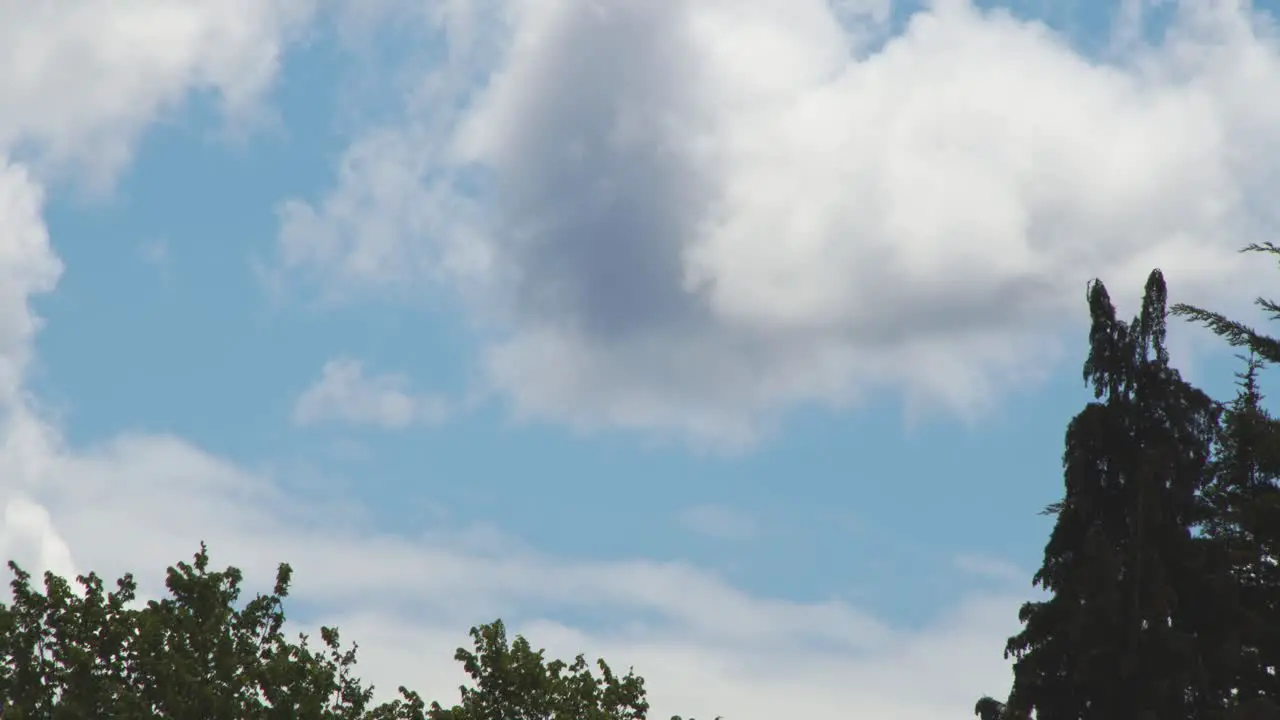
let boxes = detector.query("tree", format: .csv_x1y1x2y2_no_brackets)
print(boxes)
426,620,650,720
977,270,1220,719
1170,243,1280,366
426,620,716,720
0,545,706,720
0,543,427,719
1197,354,1280,717
426,620,720,720
1174,241,1280,715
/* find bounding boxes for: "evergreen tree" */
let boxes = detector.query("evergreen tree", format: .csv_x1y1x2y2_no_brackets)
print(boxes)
1170,243,1280,366
1200,354,1280,717
1174,242,1280,715
977,270,1219,720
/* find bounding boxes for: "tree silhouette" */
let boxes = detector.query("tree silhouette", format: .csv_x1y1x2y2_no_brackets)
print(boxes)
1175,242,1280,716
979,270,1219,719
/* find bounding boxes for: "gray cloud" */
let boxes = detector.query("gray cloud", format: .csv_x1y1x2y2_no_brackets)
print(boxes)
280,0,1280,445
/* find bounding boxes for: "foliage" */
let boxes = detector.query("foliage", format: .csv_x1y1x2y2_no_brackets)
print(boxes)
0,543,427,720
0,545,707,720
427,620,681,720
1170,242,1280,366
978,253,1280,719
978,271,1224,719
427,620,717,720
1174,242,1280,717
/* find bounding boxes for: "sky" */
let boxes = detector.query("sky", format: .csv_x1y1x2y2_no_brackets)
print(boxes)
4,0,1280,717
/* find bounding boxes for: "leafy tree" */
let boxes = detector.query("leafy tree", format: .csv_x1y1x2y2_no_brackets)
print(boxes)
426,620,649,720
977,270,1221,720
426,620,717,720
0,543,427,720
0,545,707,720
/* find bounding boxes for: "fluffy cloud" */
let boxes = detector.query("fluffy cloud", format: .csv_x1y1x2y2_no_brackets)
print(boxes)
0,3,1151,719
0,0,318,574
279,0,1280,446
0,0,314,187
0,3,1029,717
0,161,62,406
294,357,449,428
0,158,72,579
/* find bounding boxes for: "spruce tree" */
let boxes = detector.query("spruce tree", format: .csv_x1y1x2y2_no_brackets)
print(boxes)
978,270,1219,720
1174,242,1280,715
1200,354,1280,717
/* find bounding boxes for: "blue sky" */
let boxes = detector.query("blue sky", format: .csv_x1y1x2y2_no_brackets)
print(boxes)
5,1,1280,718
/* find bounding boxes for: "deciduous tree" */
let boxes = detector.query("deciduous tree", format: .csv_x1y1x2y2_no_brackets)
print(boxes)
1,545,706,720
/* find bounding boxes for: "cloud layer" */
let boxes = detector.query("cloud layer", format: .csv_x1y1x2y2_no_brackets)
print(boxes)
6,2,1277,719
281,0,1280,446
0,3,1031,717
15,430,1019,720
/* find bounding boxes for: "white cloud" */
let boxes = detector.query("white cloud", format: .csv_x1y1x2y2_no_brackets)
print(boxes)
0,3,1117,718
0,213,1026,720
294,358,449,429
0,0,317,572
277,0,1280,446
0,104,1024,720
0,0,315,188
1,494,76,581
20,430,1024,720
678,503,758,541
0,161,62,407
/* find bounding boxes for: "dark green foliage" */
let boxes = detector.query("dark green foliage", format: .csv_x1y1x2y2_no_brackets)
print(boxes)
1175,243,1280,717
0,545,706,720
1198,355,1280,712
978,252,1280,719
0,543,426,720
979,271,1222,720
1171,242,1280,366
425,620,715,720
425,620,650,720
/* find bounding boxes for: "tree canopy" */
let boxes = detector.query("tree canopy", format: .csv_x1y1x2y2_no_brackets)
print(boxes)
979,251,1280,719
0,543,708,720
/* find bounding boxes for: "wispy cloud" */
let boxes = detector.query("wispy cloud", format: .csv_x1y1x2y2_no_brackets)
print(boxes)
21,431,1026,720
293,358,449,429
678,504,758,541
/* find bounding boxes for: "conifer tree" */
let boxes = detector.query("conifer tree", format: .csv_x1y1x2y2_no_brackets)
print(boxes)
978,270,1219,720
1199,354,1280,716
1174,242,1280,715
